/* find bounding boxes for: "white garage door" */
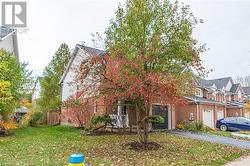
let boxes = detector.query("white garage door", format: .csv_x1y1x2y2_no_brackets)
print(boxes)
203,110,214,128
217,110,224,120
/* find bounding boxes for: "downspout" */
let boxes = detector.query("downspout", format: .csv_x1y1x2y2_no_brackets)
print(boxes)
170,103,172,129
195,101,199,122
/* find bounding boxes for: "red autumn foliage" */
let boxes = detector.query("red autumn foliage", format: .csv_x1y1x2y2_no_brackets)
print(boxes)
76,54,191,109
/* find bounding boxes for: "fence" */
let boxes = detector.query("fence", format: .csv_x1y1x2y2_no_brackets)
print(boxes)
47,112,60,126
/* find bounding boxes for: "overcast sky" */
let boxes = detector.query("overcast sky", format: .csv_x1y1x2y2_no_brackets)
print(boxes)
12,0,250,79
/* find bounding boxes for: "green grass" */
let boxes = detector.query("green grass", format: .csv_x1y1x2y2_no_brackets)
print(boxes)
0,126,248,166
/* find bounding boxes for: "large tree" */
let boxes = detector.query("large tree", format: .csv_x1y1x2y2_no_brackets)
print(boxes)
235,75,250,87
38,43,70,112
0,50,32,120
75,0,205,143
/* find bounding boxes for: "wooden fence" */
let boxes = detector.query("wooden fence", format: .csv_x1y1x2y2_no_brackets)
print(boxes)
47,112,60,126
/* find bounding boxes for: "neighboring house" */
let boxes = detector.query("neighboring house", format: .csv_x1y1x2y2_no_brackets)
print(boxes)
243,87,250,101
0,26,19,59
32,77,42,108
176,77,244,128
60,44,176,130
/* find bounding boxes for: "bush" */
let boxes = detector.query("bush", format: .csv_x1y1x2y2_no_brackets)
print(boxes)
91,114,111,127
176,121,211,132
148,115,164,124
20,109,44,127
0,122,17,136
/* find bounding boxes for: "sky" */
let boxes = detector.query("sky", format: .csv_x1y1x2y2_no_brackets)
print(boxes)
6,0,250,79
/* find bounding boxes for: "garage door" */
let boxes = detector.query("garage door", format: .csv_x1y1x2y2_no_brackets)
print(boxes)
152,105,169,130
217,110,224,120
202,110,214,128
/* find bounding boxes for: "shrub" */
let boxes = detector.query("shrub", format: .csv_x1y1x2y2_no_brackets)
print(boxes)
0,122,17,136
176,121,210,132
91,114,111,127
20,109,44,127
148,115,164,124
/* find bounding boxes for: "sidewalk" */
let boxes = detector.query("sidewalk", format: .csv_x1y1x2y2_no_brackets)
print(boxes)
224,155,250,166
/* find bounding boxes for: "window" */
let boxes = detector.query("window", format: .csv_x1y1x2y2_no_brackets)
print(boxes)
224,117,237,123
211,93,216,100
237,118,250,124
195,88,202,97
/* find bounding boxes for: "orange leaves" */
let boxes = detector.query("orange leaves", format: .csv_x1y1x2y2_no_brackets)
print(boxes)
0,122,18,130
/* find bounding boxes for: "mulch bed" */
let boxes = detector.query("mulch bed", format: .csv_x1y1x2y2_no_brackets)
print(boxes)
123,141,162,151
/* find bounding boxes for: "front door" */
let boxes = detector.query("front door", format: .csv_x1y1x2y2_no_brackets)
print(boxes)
152,105,169,130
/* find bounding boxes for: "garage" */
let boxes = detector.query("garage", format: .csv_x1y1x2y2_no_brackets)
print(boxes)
202,109,214,128
152,105,170,130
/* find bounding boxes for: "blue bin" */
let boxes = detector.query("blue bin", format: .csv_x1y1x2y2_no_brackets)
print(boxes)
68,154,84,163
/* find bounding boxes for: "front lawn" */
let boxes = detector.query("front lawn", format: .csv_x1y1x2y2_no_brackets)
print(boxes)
0,126,248,165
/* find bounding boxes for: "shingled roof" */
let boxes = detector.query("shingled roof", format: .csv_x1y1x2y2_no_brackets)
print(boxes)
199,77,233,90
59,44,106,84
243,87,250,95
77,45,106,56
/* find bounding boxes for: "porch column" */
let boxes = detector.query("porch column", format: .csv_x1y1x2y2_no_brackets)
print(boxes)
117,100,122,127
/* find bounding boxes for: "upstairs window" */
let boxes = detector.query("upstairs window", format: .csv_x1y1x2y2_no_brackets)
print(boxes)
210,92,216,100
195,88,202,97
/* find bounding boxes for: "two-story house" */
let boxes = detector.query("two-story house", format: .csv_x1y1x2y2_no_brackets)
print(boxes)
60,44,246,129
176,77,244,128
59,44,176,130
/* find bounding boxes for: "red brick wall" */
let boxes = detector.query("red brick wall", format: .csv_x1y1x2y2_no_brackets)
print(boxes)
175,104,198,123
60,98,107,127
175,101,228,128
226,108,243,117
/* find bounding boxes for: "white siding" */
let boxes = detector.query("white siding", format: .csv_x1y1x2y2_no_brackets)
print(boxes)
32,81,41,101
61,49,89,102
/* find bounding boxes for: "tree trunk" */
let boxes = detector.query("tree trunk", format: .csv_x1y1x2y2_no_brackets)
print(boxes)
143,118,148,143
136,104,143,142
143,107,149,144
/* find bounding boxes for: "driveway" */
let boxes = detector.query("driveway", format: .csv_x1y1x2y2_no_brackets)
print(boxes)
170,131,250,149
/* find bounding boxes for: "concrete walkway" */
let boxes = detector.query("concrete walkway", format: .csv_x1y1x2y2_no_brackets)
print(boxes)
223,155,250,166
170,131,250,149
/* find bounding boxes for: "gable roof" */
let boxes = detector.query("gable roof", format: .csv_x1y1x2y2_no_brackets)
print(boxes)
200,77,232,90
230,83,240,93
59,44,105,84
243,87,250,95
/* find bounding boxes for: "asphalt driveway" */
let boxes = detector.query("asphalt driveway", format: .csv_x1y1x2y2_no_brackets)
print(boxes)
170,131,250,149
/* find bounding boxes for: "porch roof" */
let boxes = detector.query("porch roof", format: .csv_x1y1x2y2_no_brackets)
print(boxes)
226,101,244,108
184,96,225,105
